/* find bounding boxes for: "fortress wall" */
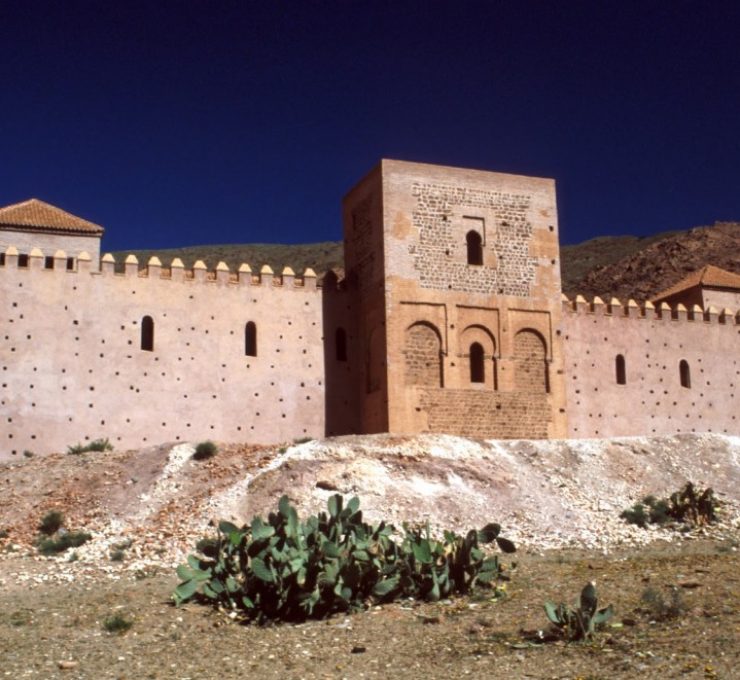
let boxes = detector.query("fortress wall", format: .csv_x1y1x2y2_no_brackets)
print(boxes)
0,249,325,459
562,297,740,437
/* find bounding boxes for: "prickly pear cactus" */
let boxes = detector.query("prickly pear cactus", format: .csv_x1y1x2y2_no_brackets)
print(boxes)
543,582,614,641
173,494,516,623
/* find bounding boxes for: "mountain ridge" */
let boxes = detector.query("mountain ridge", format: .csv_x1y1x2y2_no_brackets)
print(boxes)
111,221,740,302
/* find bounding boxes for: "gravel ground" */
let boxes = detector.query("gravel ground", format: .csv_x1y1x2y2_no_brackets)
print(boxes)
1,539,738,679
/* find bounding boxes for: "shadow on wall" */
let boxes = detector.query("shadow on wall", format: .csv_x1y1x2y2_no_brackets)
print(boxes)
322,272,360,436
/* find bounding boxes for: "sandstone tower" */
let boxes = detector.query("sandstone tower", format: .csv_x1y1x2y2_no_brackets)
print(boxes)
342,160,568,438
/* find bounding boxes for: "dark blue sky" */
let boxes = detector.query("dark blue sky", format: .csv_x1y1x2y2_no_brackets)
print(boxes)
2,1,739,252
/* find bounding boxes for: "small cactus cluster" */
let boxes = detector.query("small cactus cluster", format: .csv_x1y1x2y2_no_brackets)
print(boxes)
621,482,718,528
544,582,614,641
173,494,515,623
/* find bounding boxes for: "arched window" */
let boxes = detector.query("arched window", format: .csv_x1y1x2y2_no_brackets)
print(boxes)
461,325,497,390
466,230,483,266
470,342,485,383
335,327,347,361
679,359,691,388
615,354,626,385
245,321,257,357
141,315,154,352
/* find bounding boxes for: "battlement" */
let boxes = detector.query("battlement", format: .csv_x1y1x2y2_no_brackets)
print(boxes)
561,293,739,326
1,245,322,291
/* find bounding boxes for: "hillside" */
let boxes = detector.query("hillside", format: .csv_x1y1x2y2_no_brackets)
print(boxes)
112,221,740,302
111,241,344,278
564,221,740,301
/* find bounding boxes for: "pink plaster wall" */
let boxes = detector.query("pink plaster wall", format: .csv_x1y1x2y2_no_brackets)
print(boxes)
1,252,325,458
562,298,740,437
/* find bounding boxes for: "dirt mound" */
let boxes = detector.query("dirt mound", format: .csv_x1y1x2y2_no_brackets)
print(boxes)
1,433,738,572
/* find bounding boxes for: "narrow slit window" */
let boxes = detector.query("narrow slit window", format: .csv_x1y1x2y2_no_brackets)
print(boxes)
66,257,75,271
679,359,691,388
335,327,347,361
466,231,483,265
615,354,626,385
470,342,485,383
141,315,154,352
245,321,257,357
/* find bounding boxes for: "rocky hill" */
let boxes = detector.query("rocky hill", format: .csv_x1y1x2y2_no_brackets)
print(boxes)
112,221,740,303
563,221,740,301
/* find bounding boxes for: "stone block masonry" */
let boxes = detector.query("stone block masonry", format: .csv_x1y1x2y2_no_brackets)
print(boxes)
410,182,537,296
418,389,549,439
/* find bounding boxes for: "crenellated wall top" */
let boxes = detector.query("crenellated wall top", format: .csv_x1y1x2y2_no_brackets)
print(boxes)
0,245,327,290
561,293,739,325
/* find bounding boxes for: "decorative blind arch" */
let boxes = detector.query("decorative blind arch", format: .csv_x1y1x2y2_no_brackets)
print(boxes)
404,321,443,387
513,329,548,393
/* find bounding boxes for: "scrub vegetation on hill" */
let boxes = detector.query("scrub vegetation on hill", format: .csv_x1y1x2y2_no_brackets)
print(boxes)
113,220,739,301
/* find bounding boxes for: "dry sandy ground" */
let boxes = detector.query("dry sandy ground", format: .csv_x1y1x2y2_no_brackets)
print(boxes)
1,432,739,678
1,540,738,679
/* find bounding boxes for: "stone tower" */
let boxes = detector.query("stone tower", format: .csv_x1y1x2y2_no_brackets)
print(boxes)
342,159,568,438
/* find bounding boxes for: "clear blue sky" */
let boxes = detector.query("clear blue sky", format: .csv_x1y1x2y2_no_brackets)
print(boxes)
2,1,739,252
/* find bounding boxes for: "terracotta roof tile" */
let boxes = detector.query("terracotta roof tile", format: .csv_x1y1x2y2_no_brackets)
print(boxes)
652,265,740,302
0,198,103,235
